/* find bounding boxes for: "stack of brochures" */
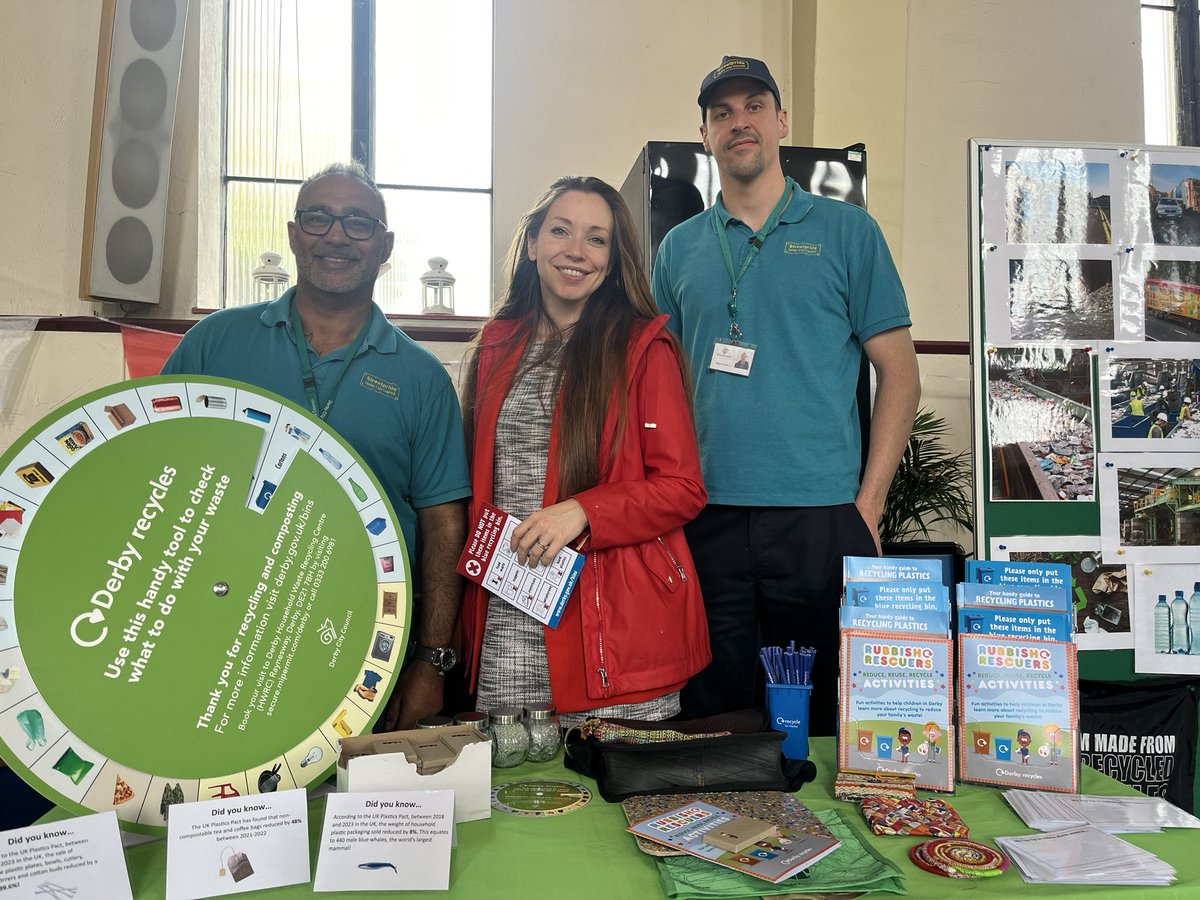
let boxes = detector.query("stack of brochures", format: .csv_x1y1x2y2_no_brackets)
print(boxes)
995,825,1176,885
956,559,1080,794
625,800,841,883
1003,790,1200,833
837,556,955,792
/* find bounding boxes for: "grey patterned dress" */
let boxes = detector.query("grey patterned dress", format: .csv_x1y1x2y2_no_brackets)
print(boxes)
475,340,679,726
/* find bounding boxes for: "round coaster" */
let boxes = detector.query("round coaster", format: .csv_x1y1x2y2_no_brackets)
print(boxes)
0,377,409,833
491,779,591,816
923,838,1008,877
909,842,973,878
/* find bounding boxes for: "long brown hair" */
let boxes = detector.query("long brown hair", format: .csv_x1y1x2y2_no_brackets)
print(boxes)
464,176,667,498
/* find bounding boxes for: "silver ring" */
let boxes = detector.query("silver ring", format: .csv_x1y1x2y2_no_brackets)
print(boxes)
536,540,551,550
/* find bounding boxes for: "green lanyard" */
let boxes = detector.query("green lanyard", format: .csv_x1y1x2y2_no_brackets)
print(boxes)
712,177,794,341
288,298,372,420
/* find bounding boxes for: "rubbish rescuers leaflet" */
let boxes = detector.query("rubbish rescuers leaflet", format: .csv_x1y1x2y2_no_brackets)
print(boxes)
958,633,1079,793
838,630,955,792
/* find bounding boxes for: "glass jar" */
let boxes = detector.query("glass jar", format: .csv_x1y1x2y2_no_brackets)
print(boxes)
486,707,528,768
416,716,454,729
523,702,561,762
454,711,490,732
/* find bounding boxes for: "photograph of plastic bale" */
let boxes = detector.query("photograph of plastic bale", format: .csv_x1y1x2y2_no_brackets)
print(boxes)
987,345,1095,502
1007,258,1115,343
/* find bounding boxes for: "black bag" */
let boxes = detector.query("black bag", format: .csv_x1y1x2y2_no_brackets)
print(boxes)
563,708,816,802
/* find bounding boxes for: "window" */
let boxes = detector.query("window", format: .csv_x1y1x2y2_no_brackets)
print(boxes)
221,1,493,315
1142,2,1179,145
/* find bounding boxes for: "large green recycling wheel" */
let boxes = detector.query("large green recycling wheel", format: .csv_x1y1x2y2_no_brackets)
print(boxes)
0,376,410,833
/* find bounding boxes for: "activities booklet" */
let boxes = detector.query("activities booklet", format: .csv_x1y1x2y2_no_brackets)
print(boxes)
625,801,841,883
958,633,1079,793
455,501,585,628
838,630,955,791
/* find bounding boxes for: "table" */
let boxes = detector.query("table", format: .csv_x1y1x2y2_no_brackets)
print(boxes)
41,737,1200,898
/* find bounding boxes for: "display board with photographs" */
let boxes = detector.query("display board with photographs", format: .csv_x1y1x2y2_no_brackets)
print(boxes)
970,140,1200,671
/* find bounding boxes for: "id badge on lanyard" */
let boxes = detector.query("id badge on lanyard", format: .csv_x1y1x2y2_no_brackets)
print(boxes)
708,178,793,379
709,340,756,376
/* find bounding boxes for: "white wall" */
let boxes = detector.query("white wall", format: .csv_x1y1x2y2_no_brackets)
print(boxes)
492,0,792,294
790,0,1144,549
0,3,105,316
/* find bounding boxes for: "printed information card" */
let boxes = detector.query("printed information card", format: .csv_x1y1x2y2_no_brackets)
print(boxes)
456,501,584,628
314,790,454,892
0,811,132,899
165,788,310,899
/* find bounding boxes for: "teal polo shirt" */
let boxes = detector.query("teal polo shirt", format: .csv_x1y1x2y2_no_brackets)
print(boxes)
652,179,911,506
161,289,471,564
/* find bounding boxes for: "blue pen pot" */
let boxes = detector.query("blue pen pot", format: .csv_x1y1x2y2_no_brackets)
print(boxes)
766,683,812,760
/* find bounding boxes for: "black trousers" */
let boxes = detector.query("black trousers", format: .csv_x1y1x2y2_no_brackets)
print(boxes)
679,504,877,737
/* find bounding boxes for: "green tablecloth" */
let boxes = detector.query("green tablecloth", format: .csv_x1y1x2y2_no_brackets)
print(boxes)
41,736,1200,898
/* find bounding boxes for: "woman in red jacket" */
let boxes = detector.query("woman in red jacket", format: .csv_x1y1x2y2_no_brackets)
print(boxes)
462,176,710,722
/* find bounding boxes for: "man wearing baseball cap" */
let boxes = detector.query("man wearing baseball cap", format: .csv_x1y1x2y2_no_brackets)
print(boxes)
652,55,920,734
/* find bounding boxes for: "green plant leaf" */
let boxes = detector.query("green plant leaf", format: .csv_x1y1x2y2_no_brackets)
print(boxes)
880,407,974,544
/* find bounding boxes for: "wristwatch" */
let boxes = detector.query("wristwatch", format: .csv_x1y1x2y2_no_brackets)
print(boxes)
412,644,457,674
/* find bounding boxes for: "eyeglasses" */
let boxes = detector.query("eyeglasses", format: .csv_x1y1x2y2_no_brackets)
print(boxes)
294,208,387,241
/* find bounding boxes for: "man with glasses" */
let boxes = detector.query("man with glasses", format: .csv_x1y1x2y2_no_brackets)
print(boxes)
163,162,470,730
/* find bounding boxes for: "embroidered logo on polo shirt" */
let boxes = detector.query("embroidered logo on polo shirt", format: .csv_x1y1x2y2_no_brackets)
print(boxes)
785,242,821,255
360,372,399,399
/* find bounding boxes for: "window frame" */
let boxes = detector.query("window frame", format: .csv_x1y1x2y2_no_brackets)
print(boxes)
207,0,492,325
1173,0,1200,145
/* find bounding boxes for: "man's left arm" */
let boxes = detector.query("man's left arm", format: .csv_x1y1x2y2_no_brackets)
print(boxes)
855,327,921,552
384,499,467,730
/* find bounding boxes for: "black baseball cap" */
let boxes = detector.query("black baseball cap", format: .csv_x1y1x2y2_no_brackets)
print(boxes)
697,55,781,111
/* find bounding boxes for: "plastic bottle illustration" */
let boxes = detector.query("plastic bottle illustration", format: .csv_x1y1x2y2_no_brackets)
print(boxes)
1170,589,1189,653
1154,594,1171,654
1189,582,1200,654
